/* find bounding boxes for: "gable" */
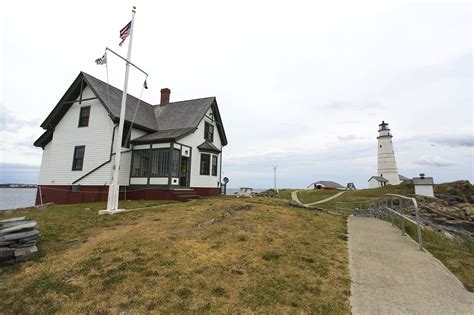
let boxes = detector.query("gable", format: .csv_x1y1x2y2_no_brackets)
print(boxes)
153,97,228,146
39,72,158,133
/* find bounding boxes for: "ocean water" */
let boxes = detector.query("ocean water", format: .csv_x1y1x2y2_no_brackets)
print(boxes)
0,188,37,210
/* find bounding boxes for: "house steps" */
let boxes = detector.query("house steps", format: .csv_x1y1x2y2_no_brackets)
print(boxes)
171,189,200,201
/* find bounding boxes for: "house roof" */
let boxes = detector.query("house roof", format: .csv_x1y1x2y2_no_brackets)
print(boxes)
131,128,195,144
35,72,228,147
308,181,345,189
197,141,221,153
33,130,53,148
413,177,434,185
82,73,158,131
368,176,388,182
399,174,409,181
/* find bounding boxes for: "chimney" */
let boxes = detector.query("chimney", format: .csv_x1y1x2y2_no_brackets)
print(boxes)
160,88,171,105
420,173,425,179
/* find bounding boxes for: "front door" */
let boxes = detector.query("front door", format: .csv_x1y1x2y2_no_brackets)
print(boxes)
179,156,189,187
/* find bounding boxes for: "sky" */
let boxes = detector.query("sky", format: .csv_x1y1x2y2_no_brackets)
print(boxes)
0,0,472,188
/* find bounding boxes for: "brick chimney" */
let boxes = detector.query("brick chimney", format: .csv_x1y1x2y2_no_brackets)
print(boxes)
160,88,171,105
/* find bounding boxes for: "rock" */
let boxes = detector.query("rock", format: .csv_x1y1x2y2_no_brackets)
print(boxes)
432,217,448,224
0,229,40,242
198,219,216,228
0,222,38,235
14,245,38,262
231,205,252,212
223,212,232,218
0,217,40,265
34,202,55,209
288,201,307,209
0,248,14,259
242,224,255,232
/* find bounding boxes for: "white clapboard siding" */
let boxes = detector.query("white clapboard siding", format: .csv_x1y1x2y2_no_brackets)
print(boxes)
37,142,53,185
37,84,153,186
179,106,222,188
37,86,115,185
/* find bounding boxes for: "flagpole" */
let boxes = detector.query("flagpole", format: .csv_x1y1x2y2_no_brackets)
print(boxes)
101,6,136,214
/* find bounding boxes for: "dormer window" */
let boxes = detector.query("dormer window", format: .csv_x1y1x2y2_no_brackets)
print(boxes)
204,122,214,142
78,106,90,127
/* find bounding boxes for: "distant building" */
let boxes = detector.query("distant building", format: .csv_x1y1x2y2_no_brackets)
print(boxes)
307,181,345,190
413,174,434,197
368,174,409,189
368,121,404,188
368,176,388,188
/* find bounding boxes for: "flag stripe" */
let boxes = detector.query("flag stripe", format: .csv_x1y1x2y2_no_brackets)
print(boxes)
119,21,132,46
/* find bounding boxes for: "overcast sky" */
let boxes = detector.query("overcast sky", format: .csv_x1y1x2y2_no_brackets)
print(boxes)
0,0,472,188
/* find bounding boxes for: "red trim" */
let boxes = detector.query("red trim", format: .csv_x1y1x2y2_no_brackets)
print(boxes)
191,187,220,196
35,185,221,205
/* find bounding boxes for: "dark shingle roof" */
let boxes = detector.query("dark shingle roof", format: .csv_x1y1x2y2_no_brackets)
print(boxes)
131,128,195,144
309,181,345,189
368,176,388,182
197,141,221,153
153,98,215,130
82,73,158,131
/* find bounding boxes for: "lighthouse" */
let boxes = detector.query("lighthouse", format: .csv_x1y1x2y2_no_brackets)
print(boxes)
376,121,400,185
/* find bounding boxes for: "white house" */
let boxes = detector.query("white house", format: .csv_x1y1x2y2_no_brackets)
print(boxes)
368,174,409,189
368,176,388,189
413,174,434,197
34,72,227,204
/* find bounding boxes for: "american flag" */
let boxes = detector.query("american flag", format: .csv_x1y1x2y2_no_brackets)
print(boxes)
119,21,132,46
95,53,107,65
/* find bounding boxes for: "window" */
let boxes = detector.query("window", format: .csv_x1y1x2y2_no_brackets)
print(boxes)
171,149,180,177
200,153,211,175
204,122,214,142
78,106,91,127
212,155,218,176
72,146,85,171
131,150,150,177
70,185,80,192
150,149,169,177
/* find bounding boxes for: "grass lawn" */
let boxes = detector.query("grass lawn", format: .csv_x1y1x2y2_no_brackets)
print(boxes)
0,197,351,313
276,189,296,200
298,189,342,204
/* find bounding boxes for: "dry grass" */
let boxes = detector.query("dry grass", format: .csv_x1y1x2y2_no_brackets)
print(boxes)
0,197,350,314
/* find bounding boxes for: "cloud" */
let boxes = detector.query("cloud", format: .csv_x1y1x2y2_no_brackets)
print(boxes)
415,157,456,167
338,135,370,141
0,107,41,132
432,135,474,148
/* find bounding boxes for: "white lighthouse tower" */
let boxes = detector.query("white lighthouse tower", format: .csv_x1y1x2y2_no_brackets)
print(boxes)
376,121,400,185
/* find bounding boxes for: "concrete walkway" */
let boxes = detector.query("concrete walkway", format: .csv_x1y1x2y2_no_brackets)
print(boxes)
348,216,474,314
290,190,345,206
290,190,304,205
